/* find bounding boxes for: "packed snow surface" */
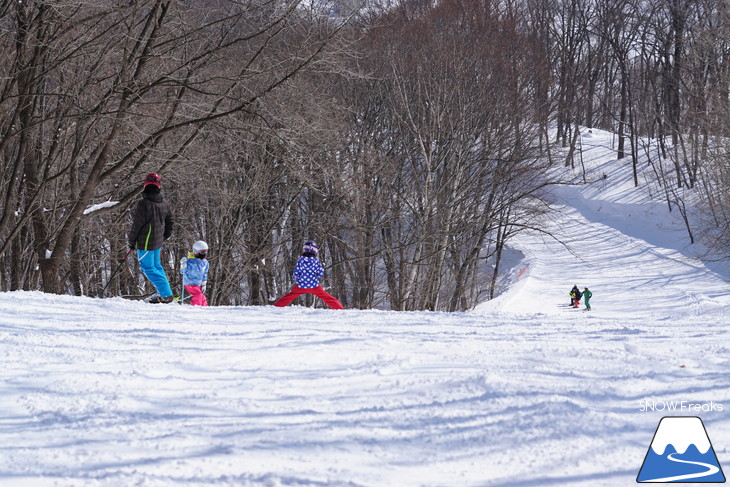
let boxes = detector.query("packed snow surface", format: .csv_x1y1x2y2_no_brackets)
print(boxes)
1,129,729,486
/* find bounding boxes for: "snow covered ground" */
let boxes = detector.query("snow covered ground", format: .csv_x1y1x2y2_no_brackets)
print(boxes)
1,129,729,486
478,129,730,318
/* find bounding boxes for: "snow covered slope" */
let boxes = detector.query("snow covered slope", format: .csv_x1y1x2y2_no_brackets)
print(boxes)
476,128,730,318
1,128,729,487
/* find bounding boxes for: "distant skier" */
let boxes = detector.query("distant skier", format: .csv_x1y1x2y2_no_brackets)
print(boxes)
569,285,582,308
274,240,344,309
180,241,210,306
583,287,592,311
128,173,174,304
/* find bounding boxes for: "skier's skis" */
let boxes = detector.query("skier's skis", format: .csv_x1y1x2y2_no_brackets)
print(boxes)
120,292,156,301
174,294,193,304
146,293,179,304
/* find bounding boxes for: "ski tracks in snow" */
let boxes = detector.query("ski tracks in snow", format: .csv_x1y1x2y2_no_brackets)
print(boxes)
478,164,730,318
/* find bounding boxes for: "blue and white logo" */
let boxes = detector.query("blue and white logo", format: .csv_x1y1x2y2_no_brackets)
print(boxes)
637,416,725,483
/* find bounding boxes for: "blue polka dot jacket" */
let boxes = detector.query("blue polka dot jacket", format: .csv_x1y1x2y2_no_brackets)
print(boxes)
292,256,325,289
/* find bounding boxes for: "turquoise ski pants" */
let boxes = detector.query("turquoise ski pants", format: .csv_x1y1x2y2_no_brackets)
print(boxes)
137,248,173,298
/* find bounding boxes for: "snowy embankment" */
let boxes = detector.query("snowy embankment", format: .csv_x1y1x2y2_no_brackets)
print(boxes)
1,129,729,486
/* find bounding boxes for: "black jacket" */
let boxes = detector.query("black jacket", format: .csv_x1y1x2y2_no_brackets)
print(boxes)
128,189,173,251
570,285,582,300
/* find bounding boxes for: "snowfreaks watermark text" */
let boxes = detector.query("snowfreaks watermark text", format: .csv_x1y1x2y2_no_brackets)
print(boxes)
639,399,724,412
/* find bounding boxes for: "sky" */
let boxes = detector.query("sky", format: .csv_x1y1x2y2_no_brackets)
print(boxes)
1,128,729,486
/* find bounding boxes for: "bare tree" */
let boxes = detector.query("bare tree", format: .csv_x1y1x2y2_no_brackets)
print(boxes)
328,0,553,311
0,0,352,294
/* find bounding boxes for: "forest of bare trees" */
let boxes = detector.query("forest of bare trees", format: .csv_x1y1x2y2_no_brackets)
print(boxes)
0,0,728,310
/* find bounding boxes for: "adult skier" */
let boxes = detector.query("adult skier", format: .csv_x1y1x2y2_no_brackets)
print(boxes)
583,287,592,311
128,173,174,303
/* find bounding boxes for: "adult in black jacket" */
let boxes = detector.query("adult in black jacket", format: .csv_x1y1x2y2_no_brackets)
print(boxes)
128,173,174,303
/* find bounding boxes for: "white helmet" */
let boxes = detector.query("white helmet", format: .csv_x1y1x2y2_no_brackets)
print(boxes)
192,240,209,254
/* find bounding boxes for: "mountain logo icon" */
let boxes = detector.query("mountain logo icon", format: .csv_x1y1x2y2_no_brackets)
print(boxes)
637,416,726,483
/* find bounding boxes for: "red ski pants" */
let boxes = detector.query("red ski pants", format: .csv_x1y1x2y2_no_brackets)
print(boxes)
274,285,343,309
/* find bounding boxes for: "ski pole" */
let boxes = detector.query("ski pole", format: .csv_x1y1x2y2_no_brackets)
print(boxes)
102,247,133,295
179,256,186,305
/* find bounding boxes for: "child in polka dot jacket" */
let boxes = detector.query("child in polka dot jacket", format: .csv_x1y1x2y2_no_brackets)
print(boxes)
273,240,344,309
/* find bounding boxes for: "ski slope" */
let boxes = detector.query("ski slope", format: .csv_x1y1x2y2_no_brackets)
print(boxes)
1,129,729,486
478,130,730,318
